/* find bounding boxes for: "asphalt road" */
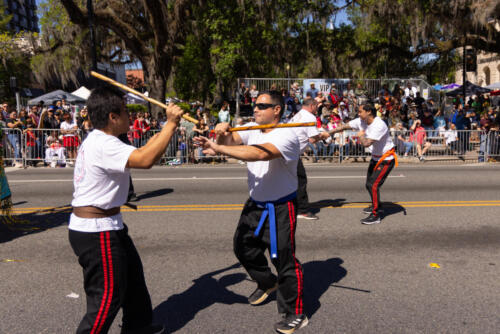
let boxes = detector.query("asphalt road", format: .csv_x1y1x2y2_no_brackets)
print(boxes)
1,164,499,333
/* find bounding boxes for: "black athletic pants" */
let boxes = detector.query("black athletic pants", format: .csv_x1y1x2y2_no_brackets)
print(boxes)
296,160,309,214
69,225,153,334
234,198,304,315
366,159,395,216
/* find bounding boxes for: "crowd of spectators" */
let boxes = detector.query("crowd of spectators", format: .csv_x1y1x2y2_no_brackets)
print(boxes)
238,81,500,162
2,81,500,167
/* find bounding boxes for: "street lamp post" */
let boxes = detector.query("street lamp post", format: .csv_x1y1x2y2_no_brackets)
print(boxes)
87,0,97,74
286,63,290,91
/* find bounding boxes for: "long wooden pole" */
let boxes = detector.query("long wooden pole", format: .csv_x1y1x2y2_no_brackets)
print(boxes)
90,71,199,124
228,122,316,132
91,71,317,132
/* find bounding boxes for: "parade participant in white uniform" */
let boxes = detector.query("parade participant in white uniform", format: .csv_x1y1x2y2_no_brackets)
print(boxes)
194,91,308,333
290,98,330,220
330,102,398,225
69,86,184,334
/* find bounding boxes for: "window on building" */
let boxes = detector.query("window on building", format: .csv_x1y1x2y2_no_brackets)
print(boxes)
484,67,491,86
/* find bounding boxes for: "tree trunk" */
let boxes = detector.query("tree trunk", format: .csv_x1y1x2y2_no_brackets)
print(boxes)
143,58,168,118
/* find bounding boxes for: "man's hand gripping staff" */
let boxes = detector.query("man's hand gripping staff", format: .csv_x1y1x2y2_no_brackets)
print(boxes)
193,122,283,162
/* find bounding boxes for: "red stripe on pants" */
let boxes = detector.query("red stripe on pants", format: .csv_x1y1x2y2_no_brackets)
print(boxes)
95,232,114,334
90,232,109,334
372,164,390,214
288,201,303,315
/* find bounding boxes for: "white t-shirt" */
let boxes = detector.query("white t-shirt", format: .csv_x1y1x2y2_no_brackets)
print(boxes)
404,87,418,98
69,130,136,232
60,121,76,137
289,109,319,153
238,123,300,202
443,130,458,145
348,117,394,161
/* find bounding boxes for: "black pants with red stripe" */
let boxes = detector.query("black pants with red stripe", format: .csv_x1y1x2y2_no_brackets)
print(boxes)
366,159,395,216
233,198,304,315
69,225,153,334
297,159,310,214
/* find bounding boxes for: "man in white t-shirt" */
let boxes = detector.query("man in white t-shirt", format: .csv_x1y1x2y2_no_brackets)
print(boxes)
69,86,184,334
330,102,397,225
194,91,308,333
290,98,330,220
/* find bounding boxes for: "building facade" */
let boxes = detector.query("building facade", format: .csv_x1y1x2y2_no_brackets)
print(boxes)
455,21,500,87
3,0,39,33
455,51,500,87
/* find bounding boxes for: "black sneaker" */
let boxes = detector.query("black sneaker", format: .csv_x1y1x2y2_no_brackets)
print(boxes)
248,283,278,305
362,206,383,215
121,324,165,334
274,313,309,333
362,206,373,214
360,213,381,225
297,212,319,220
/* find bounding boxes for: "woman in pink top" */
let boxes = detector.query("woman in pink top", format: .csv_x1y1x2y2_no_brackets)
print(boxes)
409,119,431,161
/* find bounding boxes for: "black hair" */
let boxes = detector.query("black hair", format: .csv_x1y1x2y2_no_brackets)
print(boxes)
362,102,377,117
257,90,285,118
86,85,125,129
302,97,318,108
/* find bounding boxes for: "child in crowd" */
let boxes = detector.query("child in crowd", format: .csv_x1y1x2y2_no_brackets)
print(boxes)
45,132,66,167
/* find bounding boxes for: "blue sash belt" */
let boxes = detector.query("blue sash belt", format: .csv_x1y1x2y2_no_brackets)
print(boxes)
252,191,297,259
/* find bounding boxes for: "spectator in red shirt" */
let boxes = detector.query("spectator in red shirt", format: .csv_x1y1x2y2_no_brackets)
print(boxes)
24,118,38,166
133,112,150,147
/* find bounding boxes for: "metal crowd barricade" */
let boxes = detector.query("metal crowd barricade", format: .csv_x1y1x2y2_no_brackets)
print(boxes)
301,129,488,164
301,131,369,163
3,128,24,166
21,128,83,167
486,130,500,162
9,127,499,167
390,129,484,162
127,128,197,165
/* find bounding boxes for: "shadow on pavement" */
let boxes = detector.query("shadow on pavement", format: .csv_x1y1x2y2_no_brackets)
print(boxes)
153,263,247,333
309,198,346,214
153,258,350,331
379,202,407,219
303,257,348,318
0,205,71,244
136,188,174,201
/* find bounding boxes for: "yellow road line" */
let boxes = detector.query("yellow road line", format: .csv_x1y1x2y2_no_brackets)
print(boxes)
10,201,500,214
15,200,500,212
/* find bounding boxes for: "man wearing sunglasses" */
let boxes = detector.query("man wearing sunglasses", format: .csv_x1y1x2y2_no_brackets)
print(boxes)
194,91,308,333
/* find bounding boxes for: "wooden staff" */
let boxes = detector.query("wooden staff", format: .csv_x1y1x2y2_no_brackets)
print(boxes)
91,71,317,132
90,71,199,124
228,122,316,132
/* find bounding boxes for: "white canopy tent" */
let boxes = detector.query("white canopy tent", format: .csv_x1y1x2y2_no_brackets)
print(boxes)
71,86,91,100
485,82,500,90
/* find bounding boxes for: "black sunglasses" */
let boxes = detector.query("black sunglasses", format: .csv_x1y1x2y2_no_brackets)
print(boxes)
255,103,277,110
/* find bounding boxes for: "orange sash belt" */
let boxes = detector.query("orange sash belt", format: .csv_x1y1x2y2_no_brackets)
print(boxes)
373,148,398,170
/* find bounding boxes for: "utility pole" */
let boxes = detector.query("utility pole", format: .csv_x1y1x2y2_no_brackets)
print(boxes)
87,0,98,85
10,77,20,113
462,31,466,104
